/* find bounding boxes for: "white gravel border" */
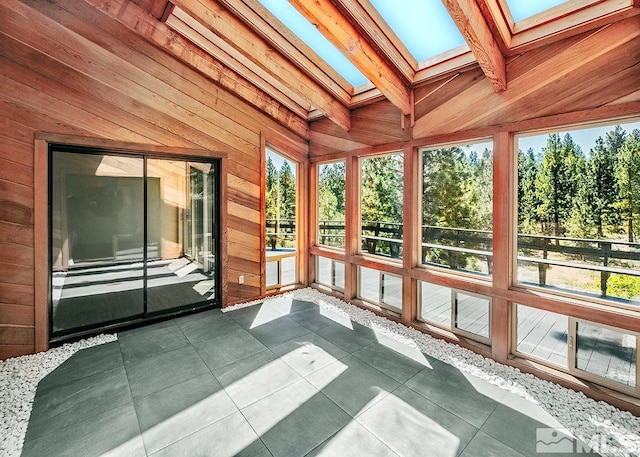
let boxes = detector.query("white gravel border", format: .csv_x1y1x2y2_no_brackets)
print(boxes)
0,334,117,457
225,288,640,456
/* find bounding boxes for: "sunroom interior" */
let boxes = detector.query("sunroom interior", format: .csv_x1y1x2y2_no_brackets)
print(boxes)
2,0,640,455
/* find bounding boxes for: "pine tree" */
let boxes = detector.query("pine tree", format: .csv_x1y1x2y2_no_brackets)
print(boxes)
517,148,540,233
279,161,296,221
535,133,584,238
615,129,640,242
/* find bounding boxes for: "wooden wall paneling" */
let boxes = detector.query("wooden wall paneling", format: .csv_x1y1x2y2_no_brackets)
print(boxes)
0,97,93,141
0,304,33,327
85,0,309,139
309,101,408,158
36,0,306,149
0,38,183,146
0,180,33,217
0,6,259,152
0,0,308,353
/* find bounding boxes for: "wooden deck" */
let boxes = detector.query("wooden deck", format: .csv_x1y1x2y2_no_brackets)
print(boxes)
419,282,635,388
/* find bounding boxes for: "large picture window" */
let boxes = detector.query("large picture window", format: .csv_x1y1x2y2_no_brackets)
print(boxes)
265,147,298,288
360,153,404,259
516,120,640,306
420,140,493,275
317,161,346,249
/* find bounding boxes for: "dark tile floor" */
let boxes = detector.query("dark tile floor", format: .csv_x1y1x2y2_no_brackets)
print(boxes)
21,296,601,457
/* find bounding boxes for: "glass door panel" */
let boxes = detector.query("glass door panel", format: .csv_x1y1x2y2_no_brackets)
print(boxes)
146,160,217,313
50,150,145,335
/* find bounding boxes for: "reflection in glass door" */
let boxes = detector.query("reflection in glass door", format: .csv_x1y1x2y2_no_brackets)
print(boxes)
146,160,217,313
50,148,219,341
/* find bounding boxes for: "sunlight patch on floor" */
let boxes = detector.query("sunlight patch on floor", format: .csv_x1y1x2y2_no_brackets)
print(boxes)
373,327,432,369
319,300,353,329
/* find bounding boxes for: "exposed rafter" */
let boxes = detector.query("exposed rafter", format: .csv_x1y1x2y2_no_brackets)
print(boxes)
289,0,412,115
171,0,351,131
442,0,507,93
334,0,417,83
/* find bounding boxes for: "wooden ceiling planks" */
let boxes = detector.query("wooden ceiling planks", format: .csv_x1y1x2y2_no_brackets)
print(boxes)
81,0,638,135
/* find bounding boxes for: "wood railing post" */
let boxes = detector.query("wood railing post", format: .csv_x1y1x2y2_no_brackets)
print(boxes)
538,236,548,286
601,241,611,297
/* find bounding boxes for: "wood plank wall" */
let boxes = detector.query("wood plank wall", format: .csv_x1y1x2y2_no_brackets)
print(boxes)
0,0,307,359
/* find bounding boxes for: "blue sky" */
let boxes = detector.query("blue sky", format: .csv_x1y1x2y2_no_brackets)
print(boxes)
507,0,568,22
259,0,368,86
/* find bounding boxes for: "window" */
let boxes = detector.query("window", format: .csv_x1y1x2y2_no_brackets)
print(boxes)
315,256,344,292
360,153,404,259
572,320,637,390
516,120,640,306
265,148,298,288
317,161,346,249
358,266,402,312
420,141,493,276
419,281,491,343
515,303,638,393
515,304,568,367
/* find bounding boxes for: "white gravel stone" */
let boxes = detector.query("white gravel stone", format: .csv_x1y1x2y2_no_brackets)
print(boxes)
224,288,640,457
0,333,116,457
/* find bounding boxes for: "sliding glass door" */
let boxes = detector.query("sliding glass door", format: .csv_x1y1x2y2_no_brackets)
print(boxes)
49,147,220,341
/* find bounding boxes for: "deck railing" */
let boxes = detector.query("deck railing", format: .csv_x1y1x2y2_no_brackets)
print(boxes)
267,218,640,298
314,220,640,299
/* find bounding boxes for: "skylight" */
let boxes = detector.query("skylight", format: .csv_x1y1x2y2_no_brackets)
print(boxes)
258,0,369,87
506,0,569,22
370,0,467,63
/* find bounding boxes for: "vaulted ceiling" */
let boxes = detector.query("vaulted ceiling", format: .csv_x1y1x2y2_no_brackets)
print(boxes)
124,0,639,134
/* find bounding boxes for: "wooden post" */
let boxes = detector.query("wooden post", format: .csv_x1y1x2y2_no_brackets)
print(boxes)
601,241,611,298
539,236,548,286
491,132,513,363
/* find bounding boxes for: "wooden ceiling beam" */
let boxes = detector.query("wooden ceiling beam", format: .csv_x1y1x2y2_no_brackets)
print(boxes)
171,0,351,131
334,0,417,83
289,0,412,115
442,0,507,93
